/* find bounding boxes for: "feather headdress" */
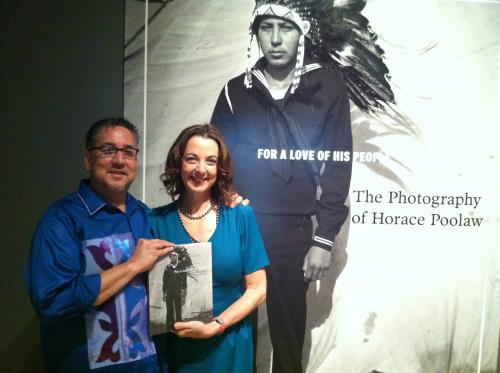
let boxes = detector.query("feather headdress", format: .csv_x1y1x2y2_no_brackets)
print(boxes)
247,0,395,112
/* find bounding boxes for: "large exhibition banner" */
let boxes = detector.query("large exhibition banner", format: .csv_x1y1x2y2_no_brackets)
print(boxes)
124,1,500,372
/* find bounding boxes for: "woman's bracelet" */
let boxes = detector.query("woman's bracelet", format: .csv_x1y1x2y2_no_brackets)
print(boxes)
212,316,226,334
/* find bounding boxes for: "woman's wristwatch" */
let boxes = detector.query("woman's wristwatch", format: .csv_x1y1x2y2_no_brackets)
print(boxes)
212,316,226,334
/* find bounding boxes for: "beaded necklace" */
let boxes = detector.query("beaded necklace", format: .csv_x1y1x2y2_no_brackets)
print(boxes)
177,201,219,243
178,200,214,220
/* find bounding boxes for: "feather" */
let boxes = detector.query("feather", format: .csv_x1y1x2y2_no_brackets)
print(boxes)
309,0,399,113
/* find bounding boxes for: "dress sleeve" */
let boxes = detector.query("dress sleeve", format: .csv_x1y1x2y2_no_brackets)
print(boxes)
24,215,101,320
314,72,353,251
238,205,270,275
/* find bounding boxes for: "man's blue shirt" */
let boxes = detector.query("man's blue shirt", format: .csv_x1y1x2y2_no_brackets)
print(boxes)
25,180,160,372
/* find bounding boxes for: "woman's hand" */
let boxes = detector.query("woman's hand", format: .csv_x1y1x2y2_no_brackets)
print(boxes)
172,269,266,339
173,320,220,339
227,193,250,208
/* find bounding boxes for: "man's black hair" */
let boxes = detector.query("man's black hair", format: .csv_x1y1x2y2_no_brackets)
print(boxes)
85,117,140,149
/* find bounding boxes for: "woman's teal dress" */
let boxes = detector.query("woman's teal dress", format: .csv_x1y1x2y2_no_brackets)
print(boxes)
149,203,269,373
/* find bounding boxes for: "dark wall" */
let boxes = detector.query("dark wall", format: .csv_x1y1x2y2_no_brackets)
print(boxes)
0,1,125,371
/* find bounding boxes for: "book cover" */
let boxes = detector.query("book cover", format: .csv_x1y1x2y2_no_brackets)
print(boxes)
148,243,213,335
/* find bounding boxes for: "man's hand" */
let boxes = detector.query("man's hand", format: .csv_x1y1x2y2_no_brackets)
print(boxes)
173,320,220,339
227,192,250,208
302,246,331,282
128,239,174,274
94,239,174,306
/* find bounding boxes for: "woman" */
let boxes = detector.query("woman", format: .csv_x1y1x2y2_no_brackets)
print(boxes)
150,124,268,372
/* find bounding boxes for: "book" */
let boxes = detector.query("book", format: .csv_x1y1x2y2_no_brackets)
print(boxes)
148,243,213,335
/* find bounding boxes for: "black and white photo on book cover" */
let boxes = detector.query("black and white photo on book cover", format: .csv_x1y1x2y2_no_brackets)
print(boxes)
148,243,213,335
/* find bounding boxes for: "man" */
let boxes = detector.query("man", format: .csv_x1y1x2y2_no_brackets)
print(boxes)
162,248,192,331
211,2,353,372
163,252,183,330
25,118,174,372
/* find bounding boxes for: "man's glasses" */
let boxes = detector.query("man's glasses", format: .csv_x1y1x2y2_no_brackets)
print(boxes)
90,145,139,159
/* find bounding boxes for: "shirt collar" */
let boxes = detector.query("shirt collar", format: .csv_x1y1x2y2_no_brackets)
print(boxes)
253,57,322,75
252,58,322,94
76,179,142,216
